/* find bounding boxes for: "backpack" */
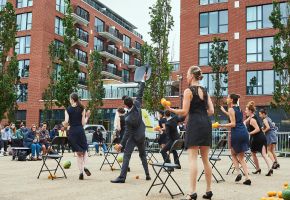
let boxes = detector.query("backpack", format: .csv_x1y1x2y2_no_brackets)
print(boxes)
17,150,28,161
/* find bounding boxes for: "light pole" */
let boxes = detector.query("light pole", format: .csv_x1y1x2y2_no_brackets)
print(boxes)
177,74,183,108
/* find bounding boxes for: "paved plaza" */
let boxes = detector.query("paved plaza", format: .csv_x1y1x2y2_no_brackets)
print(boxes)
0,152,289,200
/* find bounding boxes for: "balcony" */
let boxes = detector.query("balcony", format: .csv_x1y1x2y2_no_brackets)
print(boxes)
101,64,122,81
128,46,141,55
96,45,123,63
72,7,90,26
74,31,89,47
128,59,141,69
78,78,87,86
98,25,123,44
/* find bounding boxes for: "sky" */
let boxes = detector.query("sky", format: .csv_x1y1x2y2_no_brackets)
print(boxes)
98,0,180,62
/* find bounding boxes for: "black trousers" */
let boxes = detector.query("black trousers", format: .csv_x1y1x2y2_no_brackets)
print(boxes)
160,139,180,165
1,140,9,152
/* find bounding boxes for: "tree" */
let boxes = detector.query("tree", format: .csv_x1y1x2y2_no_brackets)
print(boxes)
209,37,228,121
43,0,79,112
87,50,105,124
269,1,290,114
143,0,174,114
0,2,19,121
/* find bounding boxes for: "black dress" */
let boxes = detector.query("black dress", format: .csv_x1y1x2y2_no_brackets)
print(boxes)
67,106,88,152
158,118,168,145
185,86,212,148
247,115,267,153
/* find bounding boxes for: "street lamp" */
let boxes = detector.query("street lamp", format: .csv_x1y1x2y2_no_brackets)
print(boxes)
177,74,183,108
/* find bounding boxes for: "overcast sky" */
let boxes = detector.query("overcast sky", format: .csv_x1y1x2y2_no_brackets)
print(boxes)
98,0,180,62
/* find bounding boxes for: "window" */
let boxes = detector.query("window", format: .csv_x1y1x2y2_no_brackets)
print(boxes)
16,0,33,8
76,28,88,43
0,0,6,11
55,17,64,36
16,110,26,126
75,49,87,64
200,73,228,96
95,17,104,32
135,42,141,50
54,40,63,58
18,60,29,78
200,0,227,6
78,72,86,85
134,58,141,66
56,0,66,14
200,10,228,35
172,63,180,71
123,52,130,65
94,37,103,51
78,88,89,99
54,64,62,80
40,110,64,126
246,70,278,95
17,84,28,102
15,36,31,54
122,70,129,82
16,13,32,31
280,3,289,25
246,37,273,62
199,41,228,66
123,35,131,48
75,6,89,21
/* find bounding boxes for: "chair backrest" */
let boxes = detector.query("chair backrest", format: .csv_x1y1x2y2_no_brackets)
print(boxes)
210,136,227,159
170,139,184,152
51,137,68,154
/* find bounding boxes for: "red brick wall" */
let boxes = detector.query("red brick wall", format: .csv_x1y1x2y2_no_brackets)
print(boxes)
180,0,286,111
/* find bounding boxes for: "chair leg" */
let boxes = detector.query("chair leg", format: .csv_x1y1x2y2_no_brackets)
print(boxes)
37,157,47,179
197,169,204,182
212,163,225,182
55,158,67,179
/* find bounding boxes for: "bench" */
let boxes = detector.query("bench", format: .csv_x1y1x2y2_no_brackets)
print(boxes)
11,147,31,161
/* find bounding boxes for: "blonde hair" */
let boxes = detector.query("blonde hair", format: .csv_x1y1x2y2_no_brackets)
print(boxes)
246,101,256,112
189,66,203,80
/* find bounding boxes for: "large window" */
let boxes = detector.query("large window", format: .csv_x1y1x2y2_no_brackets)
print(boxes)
201,73,228,96
75,49,87,64
78,88,89,99
40,110,64,126
123,52,130,65
18,60,30,78
16,0,33,8
55,17,64,36
0,0,6,11
123,35,131,48
76,27,88,43
95,17,104,32
200,0,227,6
199,41,228,66
78,72,86,85
246,70,279,95
16,13,32,31
94,37,103,51
135,42,141,50
247,3,289,30
17,84,28,102
75,6,89,22
200,10,228,35
15,36,31,54
56,0,66,14
122,70,129,82
54,40,63,58
246,37,273,62
54,64,62,80
16,110,26,126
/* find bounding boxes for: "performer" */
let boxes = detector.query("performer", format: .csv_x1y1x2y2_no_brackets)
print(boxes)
167,66,214,200
157,110,168,148
259,109,280,169
244,101,273,176
219,94,251,185
111,73,151,183
63,93,91,180
160,110,184,170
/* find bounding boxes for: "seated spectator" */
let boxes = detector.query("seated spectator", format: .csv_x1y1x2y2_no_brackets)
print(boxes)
49,125,59,140
11,123,24,147
39,123,50,155
92,128,107,154
23,125,42,160
1,124,12,156
58,125,67,137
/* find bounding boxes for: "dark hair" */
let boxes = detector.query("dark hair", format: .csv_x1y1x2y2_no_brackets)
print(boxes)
246,101,256,112
117,107,126,114
70,93,84,110
164,110,171,117
229,94,240,104
189,66,203,81
42,122,47,126
259,108,267,115
122,95,134,108
158,110,164,116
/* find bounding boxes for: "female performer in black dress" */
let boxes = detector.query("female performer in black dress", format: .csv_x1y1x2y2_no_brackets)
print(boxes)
63,93,91,180
167,66,214,200
244,101,273,176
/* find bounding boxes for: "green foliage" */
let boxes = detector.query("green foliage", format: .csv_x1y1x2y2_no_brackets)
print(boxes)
0,2,19,121
209,37,228,121
87,50,105,124
143,0,174,114
269,1,290,114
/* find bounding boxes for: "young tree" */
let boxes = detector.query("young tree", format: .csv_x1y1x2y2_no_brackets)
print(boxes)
209,37,228,121
143,0,174,114
269,1,290,114
0,2,19,121
87,50,105,124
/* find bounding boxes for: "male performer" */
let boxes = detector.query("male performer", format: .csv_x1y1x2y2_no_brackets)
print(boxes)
111,73,151,183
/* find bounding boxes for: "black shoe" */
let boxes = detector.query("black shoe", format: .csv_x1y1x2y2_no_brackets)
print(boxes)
79,173,84,180
176,164,181,169
203,191,213,199
146,175,151,181
182,193,197,200
165,167,174,172
235,174,242,182
84,168,91,176
272,162,280,169
243,179,251,185
111,177,125,183
252,169,261,174
127,167,130,172
266,169,273,176
275,163,280,169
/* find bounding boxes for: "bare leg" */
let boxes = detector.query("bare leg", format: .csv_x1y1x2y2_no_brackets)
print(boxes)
251,152,260,170
261,146,271,171
231,148,241,175
267,145,275,163
270,144,278,163
200,146,212,192
188,147,199,194
237,153,250,180
76,152,84,174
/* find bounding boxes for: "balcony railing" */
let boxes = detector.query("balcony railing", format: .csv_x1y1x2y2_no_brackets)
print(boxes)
101,65,122,81
96,45,123,62
128,59,141,69
98,25,123,44
76,30,89,43
72,7,90,26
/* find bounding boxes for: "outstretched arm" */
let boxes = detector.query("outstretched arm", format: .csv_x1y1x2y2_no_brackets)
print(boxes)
135,73,147,108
